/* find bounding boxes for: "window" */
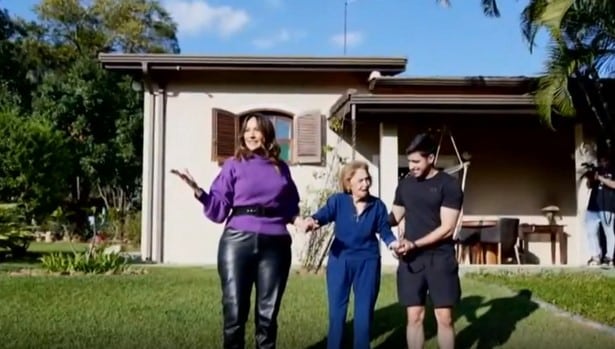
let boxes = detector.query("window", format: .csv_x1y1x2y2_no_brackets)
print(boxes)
211,108,323,165
269,114,292,161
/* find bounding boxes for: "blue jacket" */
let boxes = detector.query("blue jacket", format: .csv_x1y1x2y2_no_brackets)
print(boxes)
312,192,397,259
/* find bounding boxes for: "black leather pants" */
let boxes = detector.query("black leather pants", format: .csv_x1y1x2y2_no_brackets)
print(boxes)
217,228,292,349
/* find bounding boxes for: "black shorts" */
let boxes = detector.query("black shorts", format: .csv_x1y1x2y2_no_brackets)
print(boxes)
396,251,461,308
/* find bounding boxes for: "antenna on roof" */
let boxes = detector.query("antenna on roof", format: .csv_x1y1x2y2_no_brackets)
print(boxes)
343,0,357,55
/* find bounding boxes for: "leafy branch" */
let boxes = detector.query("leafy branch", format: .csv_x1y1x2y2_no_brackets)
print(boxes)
297,115,347,273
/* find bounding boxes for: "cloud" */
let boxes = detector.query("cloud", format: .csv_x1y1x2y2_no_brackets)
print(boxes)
252,29,305,49
164,0,250,37
330,31,363,48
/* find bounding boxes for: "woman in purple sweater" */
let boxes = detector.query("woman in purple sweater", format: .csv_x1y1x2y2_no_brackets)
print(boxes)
172,113,302,349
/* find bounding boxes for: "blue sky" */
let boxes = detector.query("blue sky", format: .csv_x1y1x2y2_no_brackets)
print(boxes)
6,0,550,77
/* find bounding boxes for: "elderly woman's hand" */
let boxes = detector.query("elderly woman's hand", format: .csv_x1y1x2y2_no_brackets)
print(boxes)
294,217,319,232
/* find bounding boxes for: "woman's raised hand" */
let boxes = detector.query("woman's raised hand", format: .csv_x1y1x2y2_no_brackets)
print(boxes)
171,168,203,196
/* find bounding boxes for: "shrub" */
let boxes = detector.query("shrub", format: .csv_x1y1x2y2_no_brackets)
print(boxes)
0,203,35,257
40,245,128,275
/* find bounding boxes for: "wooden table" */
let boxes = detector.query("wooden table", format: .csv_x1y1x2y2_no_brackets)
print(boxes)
458,220,498,264
518,224,568,265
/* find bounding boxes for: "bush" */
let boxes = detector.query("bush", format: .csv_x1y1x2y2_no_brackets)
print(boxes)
124,211,141,244
0,226,34,256
40,245,128,275
0,203,35,257
0,110,72,222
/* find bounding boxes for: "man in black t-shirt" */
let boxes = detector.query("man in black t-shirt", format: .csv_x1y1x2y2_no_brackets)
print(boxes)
584,154,615,267
388,133,463,349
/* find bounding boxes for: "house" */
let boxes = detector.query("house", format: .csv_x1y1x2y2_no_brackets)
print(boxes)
99,53,597,267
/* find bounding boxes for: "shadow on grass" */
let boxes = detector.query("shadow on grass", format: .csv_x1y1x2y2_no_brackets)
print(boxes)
455,290,539,349
306,290,538,349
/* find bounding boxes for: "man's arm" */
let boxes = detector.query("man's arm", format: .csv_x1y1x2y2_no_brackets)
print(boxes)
387,184,405,227
388,205,405,227
412,178,463,248
412,206,460,248
598,175,615,189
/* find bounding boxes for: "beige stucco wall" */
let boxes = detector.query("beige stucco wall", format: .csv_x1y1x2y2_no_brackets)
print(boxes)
153,74,587,266
159,73,375,265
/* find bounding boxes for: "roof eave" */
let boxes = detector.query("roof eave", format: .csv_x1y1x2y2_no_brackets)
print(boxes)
329,93,537,120
98,53,408,75
369,76,536,90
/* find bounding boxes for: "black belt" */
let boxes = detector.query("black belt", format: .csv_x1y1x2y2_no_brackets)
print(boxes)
231,205,280,218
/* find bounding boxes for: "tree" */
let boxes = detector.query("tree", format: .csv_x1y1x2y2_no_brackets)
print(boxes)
0,8,37,111
0,1,180,238
520,0,615,143
437,0,501,17
35,0,179,56
0,110,72,222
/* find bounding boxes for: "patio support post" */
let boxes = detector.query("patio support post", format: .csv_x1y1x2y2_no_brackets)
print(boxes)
574,123,592,265
351,103,357,160
379,122,399,264
140,83,155,262
151,84,167,263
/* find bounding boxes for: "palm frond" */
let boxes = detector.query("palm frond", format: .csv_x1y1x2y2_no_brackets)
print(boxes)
521,0,573,52
435,0,499,16
481,0,500,17
534,40,578,129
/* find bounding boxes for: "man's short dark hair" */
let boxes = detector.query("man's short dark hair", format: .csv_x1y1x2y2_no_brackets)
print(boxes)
405,133,437,156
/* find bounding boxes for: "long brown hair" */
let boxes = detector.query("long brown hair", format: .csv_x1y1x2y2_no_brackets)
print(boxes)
339,160,370,193
234,113,281,164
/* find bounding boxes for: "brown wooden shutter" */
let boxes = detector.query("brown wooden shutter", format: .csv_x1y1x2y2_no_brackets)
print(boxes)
211,108,238,163
293,110,323,164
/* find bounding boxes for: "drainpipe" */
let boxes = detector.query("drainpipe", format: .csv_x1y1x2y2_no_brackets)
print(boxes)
141,62,155,262
351,103,357,160
151,82,167,263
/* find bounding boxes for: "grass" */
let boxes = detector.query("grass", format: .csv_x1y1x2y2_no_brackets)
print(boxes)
0,268,614,349
467,270,615,327
0,241,141,272
0,241,89,271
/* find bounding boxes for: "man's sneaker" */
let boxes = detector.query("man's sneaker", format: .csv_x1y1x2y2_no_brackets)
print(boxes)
601,258,613,267
587,257,601,266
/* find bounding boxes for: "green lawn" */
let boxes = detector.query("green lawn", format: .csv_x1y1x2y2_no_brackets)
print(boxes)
468,270,615,327
0,241,89,271
0,268,614,349
0,241,141,271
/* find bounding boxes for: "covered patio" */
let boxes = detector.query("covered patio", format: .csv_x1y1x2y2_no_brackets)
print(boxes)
328,76,588,266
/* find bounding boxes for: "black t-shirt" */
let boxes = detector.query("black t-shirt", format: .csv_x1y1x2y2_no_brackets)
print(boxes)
393,171,464,254
587,166,615,212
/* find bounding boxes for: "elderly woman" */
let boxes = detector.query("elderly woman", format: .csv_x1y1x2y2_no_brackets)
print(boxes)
172,113,302,349
303,160,400,349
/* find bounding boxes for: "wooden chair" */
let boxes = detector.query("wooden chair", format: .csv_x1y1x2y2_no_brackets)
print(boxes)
480,218,521,264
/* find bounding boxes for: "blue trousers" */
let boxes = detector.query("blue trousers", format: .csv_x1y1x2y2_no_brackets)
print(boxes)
326,255,381,349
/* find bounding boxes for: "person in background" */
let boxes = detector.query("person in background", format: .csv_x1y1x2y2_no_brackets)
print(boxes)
388,133,463,349
302,160,400,349
583,152,615,267
172,113,303,349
